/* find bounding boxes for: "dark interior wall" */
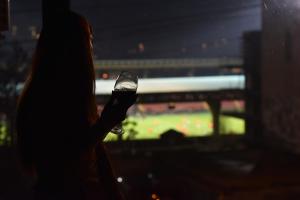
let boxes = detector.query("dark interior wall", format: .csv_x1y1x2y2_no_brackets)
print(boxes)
0,0,9,31
243,31,262,144
262,0,300,152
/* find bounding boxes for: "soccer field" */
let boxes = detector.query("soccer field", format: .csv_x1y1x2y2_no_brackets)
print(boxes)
104,113,244,141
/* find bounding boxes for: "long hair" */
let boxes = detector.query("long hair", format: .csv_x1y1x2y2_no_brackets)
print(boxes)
16,11,98,170
16,11,124,200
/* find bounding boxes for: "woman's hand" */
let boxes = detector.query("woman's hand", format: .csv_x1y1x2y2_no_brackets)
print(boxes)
91,91,137,140
101,91,137,129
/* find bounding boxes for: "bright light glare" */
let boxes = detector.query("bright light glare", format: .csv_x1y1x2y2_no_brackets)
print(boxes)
117,177,123,183
296,1,300,8
95,75,245,95
147,173,153,179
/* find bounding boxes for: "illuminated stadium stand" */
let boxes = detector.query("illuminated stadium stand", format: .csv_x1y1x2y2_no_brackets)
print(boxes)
94,58,243,78
95,58,243,70
96,75,245,136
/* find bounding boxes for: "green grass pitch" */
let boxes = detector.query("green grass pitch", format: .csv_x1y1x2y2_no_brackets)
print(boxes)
104,112,244,141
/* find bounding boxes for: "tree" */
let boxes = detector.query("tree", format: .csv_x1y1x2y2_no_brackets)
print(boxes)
0,39,29,145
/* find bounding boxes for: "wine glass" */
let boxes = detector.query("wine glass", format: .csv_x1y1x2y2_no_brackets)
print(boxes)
111,71,138,134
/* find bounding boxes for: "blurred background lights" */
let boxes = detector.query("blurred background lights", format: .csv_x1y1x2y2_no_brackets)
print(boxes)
117,177,123,183
151,193,158,199
147,173,153,179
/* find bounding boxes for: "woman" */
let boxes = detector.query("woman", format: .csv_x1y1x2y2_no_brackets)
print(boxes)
16,11,135,200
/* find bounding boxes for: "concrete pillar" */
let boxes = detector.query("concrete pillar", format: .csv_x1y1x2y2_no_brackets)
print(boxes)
208,100,221,136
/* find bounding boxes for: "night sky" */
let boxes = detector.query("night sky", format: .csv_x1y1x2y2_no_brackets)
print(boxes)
9,0,261,59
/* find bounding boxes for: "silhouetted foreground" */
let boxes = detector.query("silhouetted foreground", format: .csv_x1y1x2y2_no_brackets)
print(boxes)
15,10,136,200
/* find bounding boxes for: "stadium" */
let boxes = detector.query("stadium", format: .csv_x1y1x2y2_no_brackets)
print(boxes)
94,75,245,141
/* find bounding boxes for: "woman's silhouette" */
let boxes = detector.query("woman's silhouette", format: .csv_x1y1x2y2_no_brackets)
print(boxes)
16,11,135,200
